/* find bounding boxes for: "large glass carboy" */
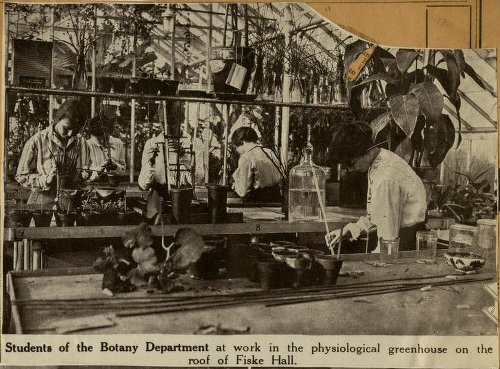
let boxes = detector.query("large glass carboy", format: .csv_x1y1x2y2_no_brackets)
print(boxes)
288,146,326,222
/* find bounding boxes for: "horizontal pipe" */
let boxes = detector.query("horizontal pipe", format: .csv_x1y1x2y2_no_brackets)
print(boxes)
6,85,350,110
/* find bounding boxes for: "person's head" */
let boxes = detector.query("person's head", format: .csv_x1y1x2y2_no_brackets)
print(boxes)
87,114,112,139
231,126,259,155
53,99,87,140
329,122,375,172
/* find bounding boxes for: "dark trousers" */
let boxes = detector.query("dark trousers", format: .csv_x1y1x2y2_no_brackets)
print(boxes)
243,185,282,204
342,222,427,253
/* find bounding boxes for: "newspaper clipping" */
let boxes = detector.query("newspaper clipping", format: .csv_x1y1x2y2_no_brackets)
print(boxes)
1,1,498,368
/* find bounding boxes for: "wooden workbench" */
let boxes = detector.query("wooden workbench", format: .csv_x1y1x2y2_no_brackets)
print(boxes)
6,253,496,335
3,207,363,241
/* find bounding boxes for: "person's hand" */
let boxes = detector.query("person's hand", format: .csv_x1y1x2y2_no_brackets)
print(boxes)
147,146,160,167
46,167,57,185
324,224,356,248
81,169,92,181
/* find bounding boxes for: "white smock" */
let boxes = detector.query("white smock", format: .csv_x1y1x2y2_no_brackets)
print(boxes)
348,149,427,247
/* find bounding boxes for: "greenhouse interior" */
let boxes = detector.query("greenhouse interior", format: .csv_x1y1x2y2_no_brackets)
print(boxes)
2,3,498,335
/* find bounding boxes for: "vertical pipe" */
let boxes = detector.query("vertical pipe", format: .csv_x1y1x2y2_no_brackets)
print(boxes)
274,106,281,150
3,11,10,179
163,102,171,192
49,6,55,124
205,105,211,183
130,33,137,183
222,103,230,185
206,4,213,92
466,136,472,172
170,9,176,80
91,5,97,116
244,4,249,47
280,6,293,173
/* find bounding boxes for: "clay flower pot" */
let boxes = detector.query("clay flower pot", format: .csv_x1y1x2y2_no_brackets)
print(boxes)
107,174,120,187
226,243,251,278
77,211,100,226
7,209,32,227
170,187,193,224
54,212,76,227
117,211,142,225
257,258,283,290
272,249,298,263
315,255,343,286
270,240,296,249
298,249,325,261
32,211,53,227
206,184,230,224
190,246,220,280
203,235,227,268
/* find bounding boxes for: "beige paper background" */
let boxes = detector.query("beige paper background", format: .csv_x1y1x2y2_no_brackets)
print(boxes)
0,1,498,367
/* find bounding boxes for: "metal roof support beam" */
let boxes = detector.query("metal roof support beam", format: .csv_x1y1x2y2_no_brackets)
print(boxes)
457,90,497,127
443,104,474,131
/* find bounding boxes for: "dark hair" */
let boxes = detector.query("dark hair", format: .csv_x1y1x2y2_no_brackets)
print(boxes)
87,114,113,138
53,99,87,131
328,122,373,165
231,126,258,147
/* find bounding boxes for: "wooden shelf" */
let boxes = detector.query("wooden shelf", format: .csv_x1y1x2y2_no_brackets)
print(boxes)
4,219,349,241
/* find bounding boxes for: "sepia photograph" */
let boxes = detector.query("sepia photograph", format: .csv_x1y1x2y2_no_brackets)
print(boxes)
1,2,497,339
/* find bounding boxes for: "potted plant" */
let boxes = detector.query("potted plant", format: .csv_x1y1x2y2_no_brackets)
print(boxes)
343,44,489,169
32,202,53,227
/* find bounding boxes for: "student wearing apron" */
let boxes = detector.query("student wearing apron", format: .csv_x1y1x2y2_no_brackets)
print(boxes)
16,99,90,206
231,127,282,203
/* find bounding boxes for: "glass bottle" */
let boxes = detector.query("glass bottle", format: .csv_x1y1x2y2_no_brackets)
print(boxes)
288,145,326,222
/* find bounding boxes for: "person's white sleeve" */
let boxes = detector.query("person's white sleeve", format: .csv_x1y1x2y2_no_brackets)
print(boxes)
232,156,253,197
15,137,51,190
115,139,127,174
370,179,402,240
138,140,156,191
347,216,374,240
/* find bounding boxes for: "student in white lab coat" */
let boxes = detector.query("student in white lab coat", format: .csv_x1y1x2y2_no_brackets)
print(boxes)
325,122,427,251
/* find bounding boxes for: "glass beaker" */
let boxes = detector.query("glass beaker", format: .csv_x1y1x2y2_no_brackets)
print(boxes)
477,219,496,260
416,231,438,262
380,238,400,263
449,224,477,253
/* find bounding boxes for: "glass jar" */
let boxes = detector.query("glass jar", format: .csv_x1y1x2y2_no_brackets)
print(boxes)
288,146,326,222
448,224,478,253
477,219,496,259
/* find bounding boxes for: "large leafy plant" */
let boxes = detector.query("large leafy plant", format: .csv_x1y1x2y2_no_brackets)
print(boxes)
344,43,488,168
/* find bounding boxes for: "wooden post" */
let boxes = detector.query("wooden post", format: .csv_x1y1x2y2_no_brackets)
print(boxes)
130,33,137,182
32,242,42,270
13,241,18,270
280,6,293,173
15,242,23,271
222,103,230,185
91,5,97,117
23,239,30,270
